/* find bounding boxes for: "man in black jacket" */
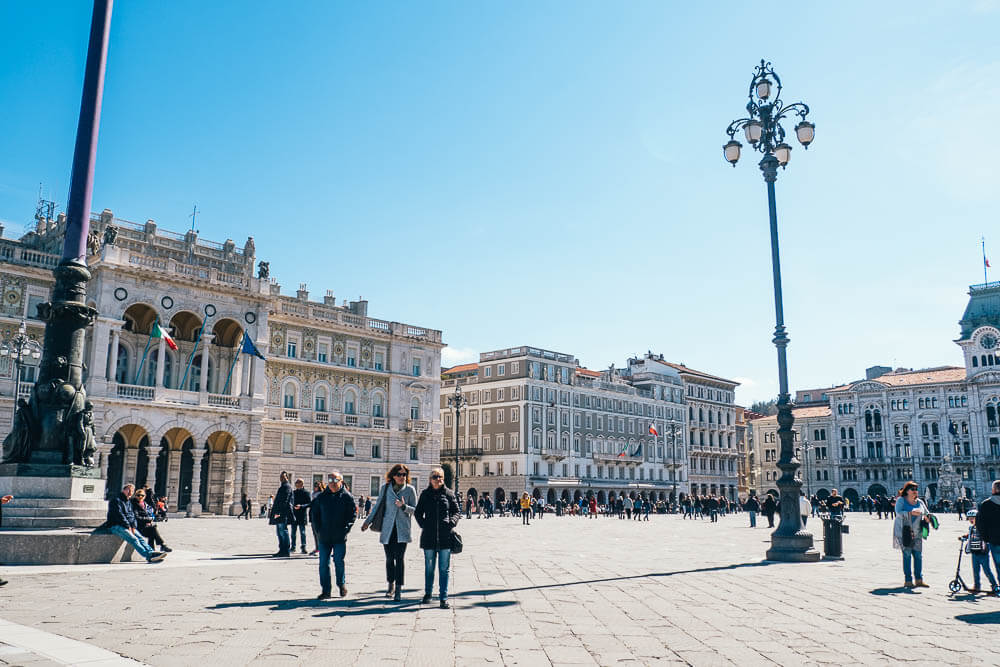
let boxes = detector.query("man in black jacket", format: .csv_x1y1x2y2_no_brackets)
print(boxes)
268,472,295,557
106,484,166,563
312,471,356,599
979,480,1000,577
290,478,311,555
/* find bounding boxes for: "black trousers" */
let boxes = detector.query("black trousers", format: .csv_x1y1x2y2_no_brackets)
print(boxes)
139,524,165,548
383,530,406,585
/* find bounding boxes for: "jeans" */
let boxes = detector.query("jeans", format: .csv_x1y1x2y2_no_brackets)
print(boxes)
424,548,451,601
522,508,530,524
290,522,307,550
971,552,998,589
318,542,347,592
383,540,407,586
110,525,155,560
902,547,923,582
748,510,757,527
275,523,290,554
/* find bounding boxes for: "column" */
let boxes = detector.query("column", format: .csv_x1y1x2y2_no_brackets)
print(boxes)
228,450,242,515
187,448,206,517
89,319,114,394
108,328,121,382
200,334,214,395
155,338,166,388
241,353,252,396
98,440,114,479
123,447,137,485
146,442,162,492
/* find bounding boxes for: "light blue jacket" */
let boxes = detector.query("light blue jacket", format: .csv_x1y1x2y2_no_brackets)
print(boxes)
363,482,417,544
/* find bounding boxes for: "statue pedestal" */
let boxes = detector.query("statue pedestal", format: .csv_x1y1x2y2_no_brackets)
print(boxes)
0,529,144,564
0,463,106,529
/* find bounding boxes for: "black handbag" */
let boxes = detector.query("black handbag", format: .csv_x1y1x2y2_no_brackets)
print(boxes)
368,487,386,533
450,530,463,554
902,524,913,547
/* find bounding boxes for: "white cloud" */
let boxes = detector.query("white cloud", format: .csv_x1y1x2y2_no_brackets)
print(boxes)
441,346,479,369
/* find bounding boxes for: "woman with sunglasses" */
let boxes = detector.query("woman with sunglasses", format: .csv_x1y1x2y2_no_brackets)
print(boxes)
415,467,461,608
131,489,172,553
362,464,417,601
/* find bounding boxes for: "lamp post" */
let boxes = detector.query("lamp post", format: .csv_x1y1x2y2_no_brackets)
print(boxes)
447,384,466,501
667,420,681,503
1,0,109,468
724,60,819,562
1,319,43,413
800,440,811,498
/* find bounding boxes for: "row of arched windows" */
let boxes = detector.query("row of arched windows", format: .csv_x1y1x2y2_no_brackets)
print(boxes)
279,382,399,417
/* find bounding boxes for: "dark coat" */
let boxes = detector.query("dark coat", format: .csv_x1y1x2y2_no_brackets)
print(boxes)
415,485,460,551
978,496,1000,545
130,498,154,529
269,481,295,525
292,488,312,525
745,497,761,512
761,495,777,514
312,486,357,545
107,492,137,529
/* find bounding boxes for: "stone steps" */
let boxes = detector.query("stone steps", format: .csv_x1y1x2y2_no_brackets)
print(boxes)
7,498,107,510
2,514,106,529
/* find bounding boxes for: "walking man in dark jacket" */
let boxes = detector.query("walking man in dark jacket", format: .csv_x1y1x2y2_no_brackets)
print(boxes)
106,484,166,563
762,493,777,528
978,480,1000,578
291,478,311,554
269,472,295,557
312,471,356,599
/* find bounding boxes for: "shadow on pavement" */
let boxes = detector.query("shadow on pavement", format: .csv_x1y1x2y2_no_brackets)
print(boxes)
954,611,1000,624
869,587,919,596
455,560,773,597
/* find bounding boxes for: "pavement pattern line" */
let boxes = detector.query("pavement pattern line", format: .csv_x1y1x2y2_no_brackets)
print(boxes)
0,617,146,666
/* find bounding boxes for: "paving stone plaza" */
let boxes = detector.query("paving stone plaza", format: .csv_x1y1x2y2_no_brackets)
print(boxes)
1,511,997,666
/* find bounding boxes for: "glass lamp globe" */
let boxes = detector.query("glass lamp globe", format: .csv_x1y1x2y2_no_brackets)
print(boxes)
774,143,792,167
744,121,763,144
756,78,772,100
795,121,815,148
723,140,742,166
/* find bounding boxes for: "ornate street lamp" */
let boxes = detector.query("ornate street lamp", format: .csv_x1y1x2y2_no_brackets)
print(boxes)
1,319,43,415
723,60,819,562
447,384,466,500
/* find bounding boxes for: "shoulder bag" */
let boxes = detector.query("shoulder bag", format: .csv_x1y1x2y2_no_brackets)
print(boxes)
450,530,463,554
368,485,387,533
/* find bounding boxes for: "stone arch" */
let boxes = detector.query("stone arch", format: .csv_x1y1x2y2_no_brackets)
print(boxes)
103,416,157,444
280,377,301,409
167,310,204,343
494,487,505,502
547,488,556,503
597,490,606,504
211,317,243,348
573,490,583,502
313,380,333,412
196,421,242,447
842,488,859,506
532,487,541,499
370,388,387,418
122,302,160,335
343,385,360,415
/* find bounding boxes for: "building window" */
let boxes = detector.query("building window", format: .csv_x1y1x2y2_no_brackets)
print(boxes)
344,389,357,415
283,384,297,409
315,387,327,412
371,439,382,459
409,443,418,460
498,364,506,376
317,344,328,363
370,476,381,496
287,340,297,358
344,438,355,457
511,362,519,373
347,347,357,367
313,435,324,456
484,366,492,378
372,394,384,417
375,352,384,371
412,358,421,376
510,434,519,451
410,398,421,420
342,475,353,492
282,433,294,454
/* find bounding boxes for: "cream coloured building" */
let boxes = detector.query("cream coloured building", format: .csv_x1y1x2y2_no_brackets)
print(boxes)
0,208,443,513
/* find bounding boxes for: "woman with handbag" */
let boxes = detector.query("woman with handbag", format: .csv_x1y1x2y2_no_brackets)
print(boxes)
362,464,417,602
893,481,931,588
415,466,461,609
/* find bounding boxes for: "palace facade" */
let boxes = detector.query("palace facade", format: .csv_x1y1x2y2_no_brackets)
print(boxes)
0,209,443,513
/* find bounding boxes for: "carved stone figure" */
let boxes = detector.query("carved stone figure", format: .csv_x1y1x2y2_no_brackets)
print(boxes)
86,229,102,256
1,398,37,463
70,400,98,466
257,261,270,279
103,224,119,246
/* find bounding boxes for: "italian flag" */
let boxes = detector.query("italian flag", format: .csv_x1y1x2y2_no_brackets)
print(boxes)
648,423,659,436
152,322,178,350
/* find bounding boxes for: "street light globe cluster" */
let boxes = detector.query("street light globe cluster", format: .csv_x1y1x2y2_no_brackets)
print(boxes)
0,320,43,363
723,60,815,169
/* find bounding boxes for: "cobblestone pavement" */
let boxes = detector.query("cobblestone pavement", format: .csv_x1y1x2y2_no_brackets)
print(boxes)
1,511,998,666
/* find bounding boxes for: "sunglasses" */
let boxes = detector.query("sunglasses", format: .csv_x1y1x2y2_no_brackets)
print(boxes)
393,472,406,477
430,475,443,480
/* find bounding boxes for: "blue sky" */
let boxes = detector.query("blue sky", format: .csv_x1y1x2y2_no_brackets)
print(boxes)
2,2,998,404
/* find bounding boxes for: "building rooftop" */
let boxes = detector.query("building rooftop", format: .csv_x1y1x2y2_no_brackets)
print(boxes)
575,367,601,378
659,361,738,387
751,405,832,423
443,362,479,376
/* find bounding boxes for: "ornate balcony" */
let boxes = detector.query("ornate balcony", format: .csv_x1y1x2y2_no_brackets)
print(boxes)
406,419,430,433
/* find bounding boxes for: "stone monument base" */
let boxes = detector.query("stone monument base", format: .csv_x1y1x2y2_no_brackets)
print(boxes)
0,528,142,565
0,463,106,529
766,532,822,562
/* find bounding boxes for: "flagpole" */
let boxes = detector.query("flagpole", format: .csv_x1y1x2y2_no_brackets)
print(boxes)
133,316,157,385
983,236,989,284
222,336,243,395
180,323,205,391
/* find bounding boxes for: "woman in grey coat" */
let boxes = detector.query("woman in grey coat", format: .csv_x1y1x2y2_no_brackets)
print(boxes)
362,463,417,601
